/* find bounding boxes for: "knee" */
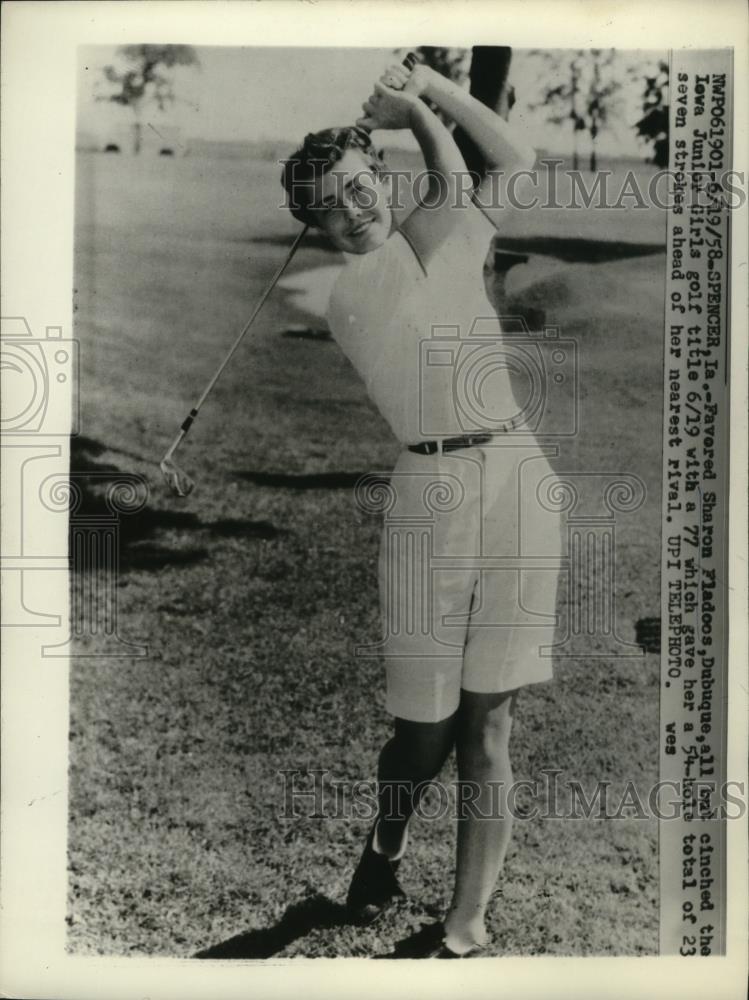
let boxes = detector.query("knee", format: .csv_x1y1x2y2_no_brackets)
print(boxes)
458,717,512,770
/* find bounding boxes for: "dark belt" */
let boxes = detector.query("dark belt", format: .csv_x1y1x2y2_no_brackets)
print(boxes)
407,432,495,456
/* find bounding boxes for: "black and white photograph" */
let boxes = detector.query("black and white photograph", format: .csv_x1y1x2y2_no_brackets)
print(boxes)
1,2,747,997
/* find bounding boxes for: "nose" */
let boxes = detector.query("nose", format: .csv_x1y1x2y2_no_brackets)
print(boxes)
343,196,363,220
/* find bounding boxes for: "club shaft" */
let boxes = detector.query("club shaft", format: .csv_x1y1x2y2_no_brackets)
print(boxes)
187,223,309,427
162,51,417,470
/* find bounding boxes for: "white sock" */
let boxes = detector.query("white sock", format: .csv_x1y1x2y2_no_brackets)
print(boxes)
372,819,409,861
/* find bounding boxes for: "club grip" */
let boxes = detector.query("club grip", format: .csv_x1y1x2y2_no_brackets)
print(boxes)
358,52,417,135
180,408,198,433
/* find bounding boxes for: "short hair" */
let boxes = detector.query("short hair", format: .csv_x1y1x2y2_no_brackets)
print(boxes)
280,126,386,226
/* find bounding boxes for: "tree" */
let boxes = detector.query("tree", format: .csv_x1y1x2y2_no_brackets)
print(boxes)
453,46,515,184
528,50,585,169
585,49,622,171
633,59,669,167
96,45,200,152
530,49,623,171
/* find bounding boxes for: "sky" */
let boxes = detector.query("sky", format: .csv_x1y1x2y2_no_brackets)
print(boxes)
76,45,660,159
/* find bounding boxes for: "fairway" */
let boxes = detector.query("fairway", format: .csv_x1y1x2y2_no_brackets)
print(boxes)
68,149,664,957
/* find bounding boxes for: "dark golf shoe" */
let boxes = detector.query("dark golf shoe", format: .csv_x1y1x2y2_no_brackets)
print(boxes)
345,825,406,925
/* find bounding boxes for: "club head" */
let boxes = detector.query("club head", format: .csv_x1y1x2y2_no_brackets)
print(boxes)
160,456,195,497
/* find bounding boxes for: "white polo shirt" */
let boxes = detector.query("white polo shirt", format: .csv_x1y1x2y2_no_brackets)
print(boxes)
326,200,517,445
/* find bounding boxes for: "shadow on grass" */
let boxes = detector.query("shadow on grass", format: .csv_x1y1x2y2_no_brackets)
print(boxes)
194,893,348,959
71,436,283,572
373,921,446,960
234,470,385,491
493,236,664,264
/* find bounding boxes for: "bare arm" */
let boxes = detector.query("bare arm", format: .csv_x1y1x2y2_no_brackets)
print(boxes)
356,81,468,266
420,68,536,174
388,62,536,228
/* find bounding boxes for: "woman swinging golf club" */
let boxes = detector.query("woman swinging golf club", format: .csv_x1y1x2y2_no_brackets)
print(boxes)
280,59,563,958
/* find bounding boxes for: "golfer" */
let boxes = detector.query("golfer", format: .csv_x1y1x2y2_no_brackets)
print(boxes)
281,61,562,957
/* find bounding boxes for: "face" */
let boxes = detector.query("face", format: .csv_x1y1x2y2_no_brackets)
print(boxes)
311,149,392,254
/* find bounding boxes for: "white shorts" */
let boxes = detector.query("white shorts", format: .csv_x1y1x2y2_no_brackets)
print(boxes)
377,442,563,723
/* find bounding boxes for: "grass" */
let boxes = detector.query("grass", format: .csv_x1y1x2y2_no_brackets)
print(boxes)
68,151,664,957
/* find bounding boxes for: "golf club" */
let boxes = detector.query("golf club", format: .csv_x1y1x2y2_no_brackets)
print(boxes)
160,51,417,497
160,223,309,496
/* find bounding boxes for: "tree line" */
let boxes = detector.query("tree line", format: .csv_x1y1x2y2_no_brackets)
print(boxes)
96,45,669,168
